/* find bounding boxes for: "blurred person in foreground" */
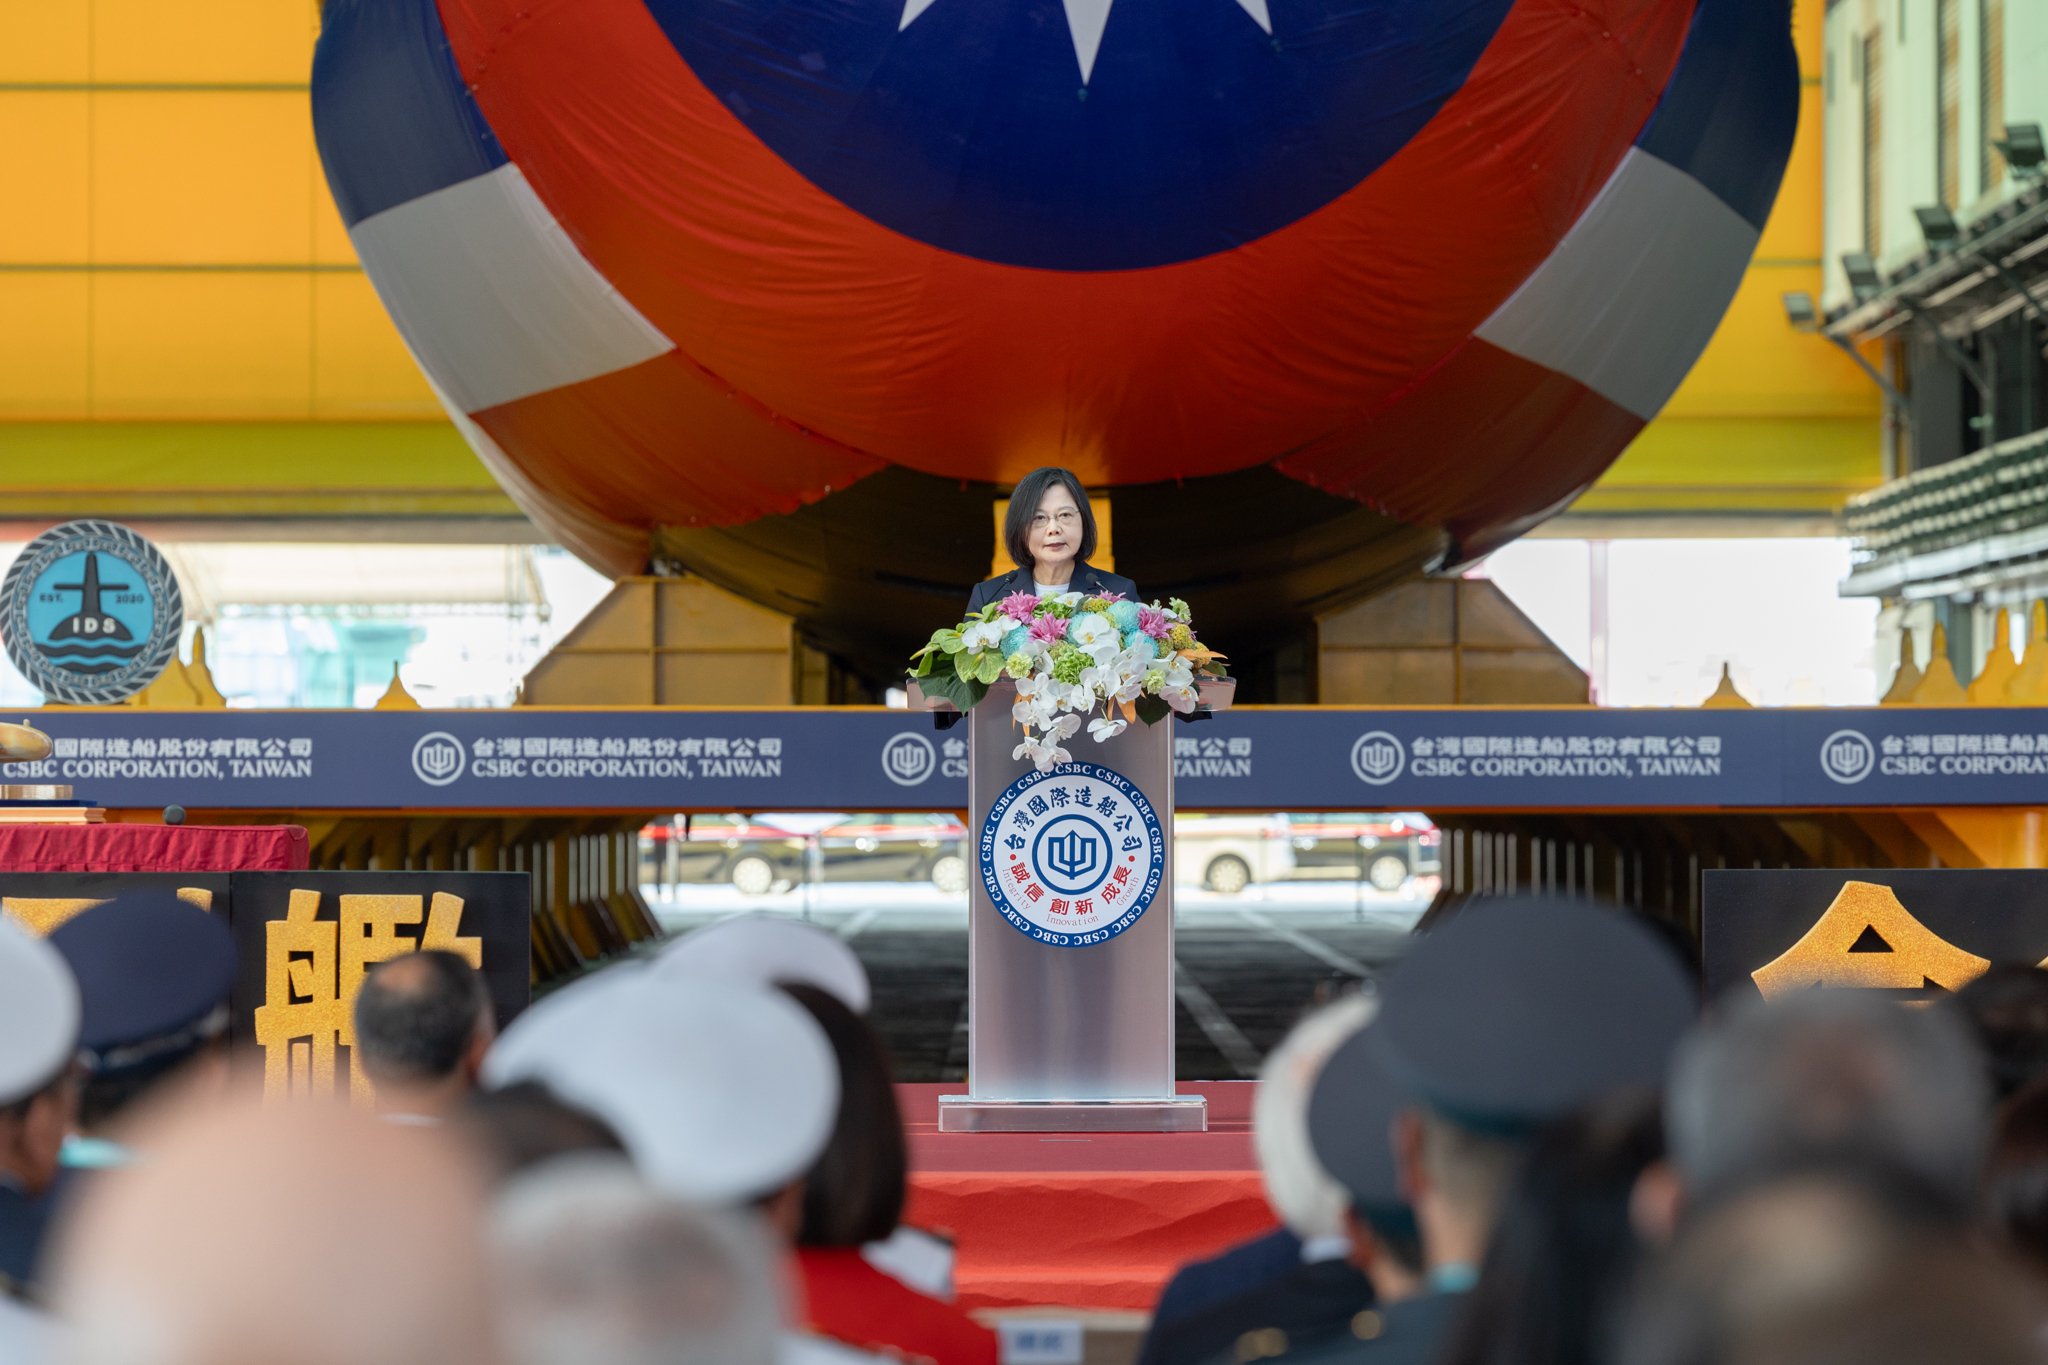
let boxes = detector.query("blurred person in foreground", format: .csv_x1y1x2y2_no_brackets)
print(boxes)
354,949,497,1123
1434,1094,1665,1365
1247,897,1695,1365
0,918,82,1352
48,1086,497,1365
1620,1158,1993,1365
482,964,892,1365
1138,993,1378,1365
1660,986,1990,1229
1953,964,2048,1103
781,982,997,1365
1734,1249,2048,1365
1982,1074,2048,1281
1,893,236,1299
492,1156,784,1365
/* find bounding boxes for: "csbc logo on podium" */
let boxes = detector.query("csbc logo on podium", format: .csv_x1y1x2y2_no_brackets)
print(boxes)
979,762,1165,948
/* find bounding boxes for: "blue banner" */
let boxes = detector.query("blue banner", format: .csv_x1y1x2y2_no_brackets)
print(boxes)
7,708,2045,812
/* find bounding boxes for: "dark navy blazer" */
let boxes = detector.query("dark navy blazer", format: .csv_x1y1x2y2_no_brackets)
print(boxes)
965,561,1140,616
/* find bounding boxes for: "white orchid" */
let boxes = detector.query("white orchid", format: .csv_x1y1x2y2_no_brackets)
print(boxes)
961,619,1009,652
1066,612,1119,660
1087,715,1128,742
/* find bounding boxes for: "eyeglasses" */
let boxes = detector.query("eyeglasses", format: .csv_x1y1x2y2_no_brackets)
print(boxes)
1030,510,1081,530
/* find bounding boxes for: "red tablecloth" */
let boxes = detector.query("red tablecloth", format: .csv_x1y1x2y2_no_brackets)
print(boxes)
901,1081,1274,1312
0,823,309,872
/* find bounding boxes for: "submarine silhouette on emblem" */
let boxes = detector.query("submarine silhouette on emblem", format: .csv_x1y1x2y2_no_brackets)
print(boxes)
41,553,144,673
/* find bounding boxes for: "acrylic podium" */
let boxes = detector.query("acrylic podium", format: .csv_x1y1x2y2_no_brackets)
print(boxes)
910,675,1233,1133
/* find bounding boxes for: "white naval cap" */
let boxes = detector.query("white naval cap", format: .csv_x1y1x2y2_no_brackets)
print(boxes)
0,916,81,1106
652,913,871,1014
483,965,840,1205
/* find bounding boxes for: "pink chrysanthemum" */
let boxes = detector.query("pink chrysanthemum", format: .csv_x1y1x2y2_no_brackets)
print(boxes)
1028,615,1068,644
999,592,1040,620
1137,605,1171,640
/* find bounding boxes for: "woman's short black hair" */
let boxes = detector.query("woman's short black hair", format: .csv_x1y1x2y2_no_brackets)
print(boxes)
782,983,909,1247
1003,467,1097,571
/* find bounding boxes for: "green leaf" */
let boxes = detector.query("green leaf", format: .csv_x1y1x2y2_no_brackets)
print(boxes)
976,650,1004,685
1134,695,1171,726
954,648,978,682
919,670,983,713
939,632,966,654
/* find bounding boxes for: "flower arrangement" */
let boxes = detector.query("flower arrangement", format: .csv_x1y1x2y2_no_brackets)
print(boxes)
910,591,1226,771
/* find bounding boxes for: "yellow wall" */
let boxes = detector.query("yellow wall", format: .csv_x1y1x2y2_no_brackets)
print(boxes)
0,0,438,422
1577,1,1885,517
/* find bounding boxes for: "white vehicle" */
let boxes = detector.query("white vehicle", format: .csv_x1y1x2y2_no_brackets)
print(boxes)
1173,813,1297,894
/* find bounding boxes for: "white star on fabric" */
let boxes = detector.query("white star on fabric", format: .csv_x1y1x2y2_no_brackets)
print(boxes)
900,0,1273,84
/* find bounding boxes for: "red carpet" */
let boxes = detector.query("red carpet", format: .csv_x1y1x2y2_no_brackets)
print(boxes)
900,1082,1274,1312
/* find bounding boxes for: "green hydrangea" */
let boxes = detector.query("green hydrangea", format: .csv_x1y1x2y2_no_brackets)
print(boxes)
1141,669,1166,692
1168,597,1192,619
1081,596,1112,613
1004,651,1033,680
1050,643,1088,684
1042,600,1075,619
1168,624,1196,651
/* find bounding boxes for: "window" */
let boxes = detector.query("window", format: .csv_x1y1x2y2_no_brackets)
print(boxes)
1938,0,1962,207
1982,0,2006,192
1864,30,1884,256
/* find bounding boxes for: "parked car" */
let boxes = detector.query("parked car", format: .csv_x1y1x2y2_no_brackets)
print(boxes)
1284,812,1441,891
641,812,967,894
1173,813,1297,894
815,813,969,892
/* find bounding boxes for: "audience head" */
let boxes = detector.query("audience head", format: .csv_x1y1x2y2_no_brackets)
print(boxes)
1952,965,2048,1101
1620,1159,1990,1365
484,966,838,1208
1312,897,1694,1290
1732,1251,2048,1365
0,917,82,1197
1437,1094,1665,1365
1667,987,1991,1211
780,983,908,1248
1254,992,1374,1244
48,892,236,1135
490,1157,784,1365
355,949,496,1105
460,1081,628,1183
50,1086,496,1365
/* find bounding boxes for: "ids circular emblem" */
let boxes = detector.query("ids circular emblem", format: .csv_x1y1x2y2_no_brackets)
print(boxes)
979,761,1166,948
0,520,183,706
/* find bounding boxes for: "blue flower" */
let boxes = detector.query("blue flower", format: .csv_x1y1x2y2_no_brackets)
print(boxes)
1105,600,1142,632
1002,625,1031,656
1114,626,1163,658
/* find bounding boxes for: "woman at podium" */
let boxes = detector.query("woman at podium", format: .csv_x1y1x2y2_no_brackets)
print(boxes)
966,466,1137,613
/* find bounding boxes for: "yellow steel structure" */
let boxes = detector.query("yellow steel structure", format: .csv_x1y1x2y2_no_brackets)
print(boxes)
0,0,1875,524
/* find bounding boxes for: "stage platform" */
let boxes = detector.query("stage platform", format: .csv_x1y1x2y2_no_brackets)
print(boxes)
901,1081,1273,1311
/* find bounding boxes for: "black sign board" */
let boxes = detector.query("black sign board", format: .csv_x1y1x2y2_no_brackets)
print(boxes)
0,871,530,1102
1701,870,2048,1003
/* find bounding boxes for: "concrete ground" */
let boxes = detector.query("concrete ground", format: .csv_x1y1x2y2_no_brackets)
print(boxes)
647,881,1428,1081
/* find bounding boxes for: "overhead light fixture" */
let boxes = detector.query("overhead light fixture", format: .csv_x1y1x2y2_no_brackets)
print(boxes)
1841,251,1884,299
1781,291,1820,331
1996,122,2047,176
1914,204,1961,250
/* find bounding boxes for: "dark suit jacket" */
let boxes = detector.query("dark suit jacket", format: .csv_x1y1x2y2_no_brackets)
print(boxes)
0,1177,64,1296
1140,1237,1374,1365
1148,1227,1305,1336
1253,1290,1471,1365
965,561,1140,616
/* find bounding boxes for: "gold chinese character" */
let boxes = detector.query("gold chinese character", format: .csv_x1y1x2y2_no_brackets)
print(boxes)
255,890,480,1102
253,889,342,1100
1,887,214,938
1751,881,1990,998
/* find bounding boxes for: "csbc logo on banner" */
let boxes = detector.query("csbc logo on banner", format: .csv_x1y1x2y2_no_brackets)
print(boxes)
1350,730,1406,786
979,762,1165,948
881,732,936,786
412,731,467,786
1820,729,1875,785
